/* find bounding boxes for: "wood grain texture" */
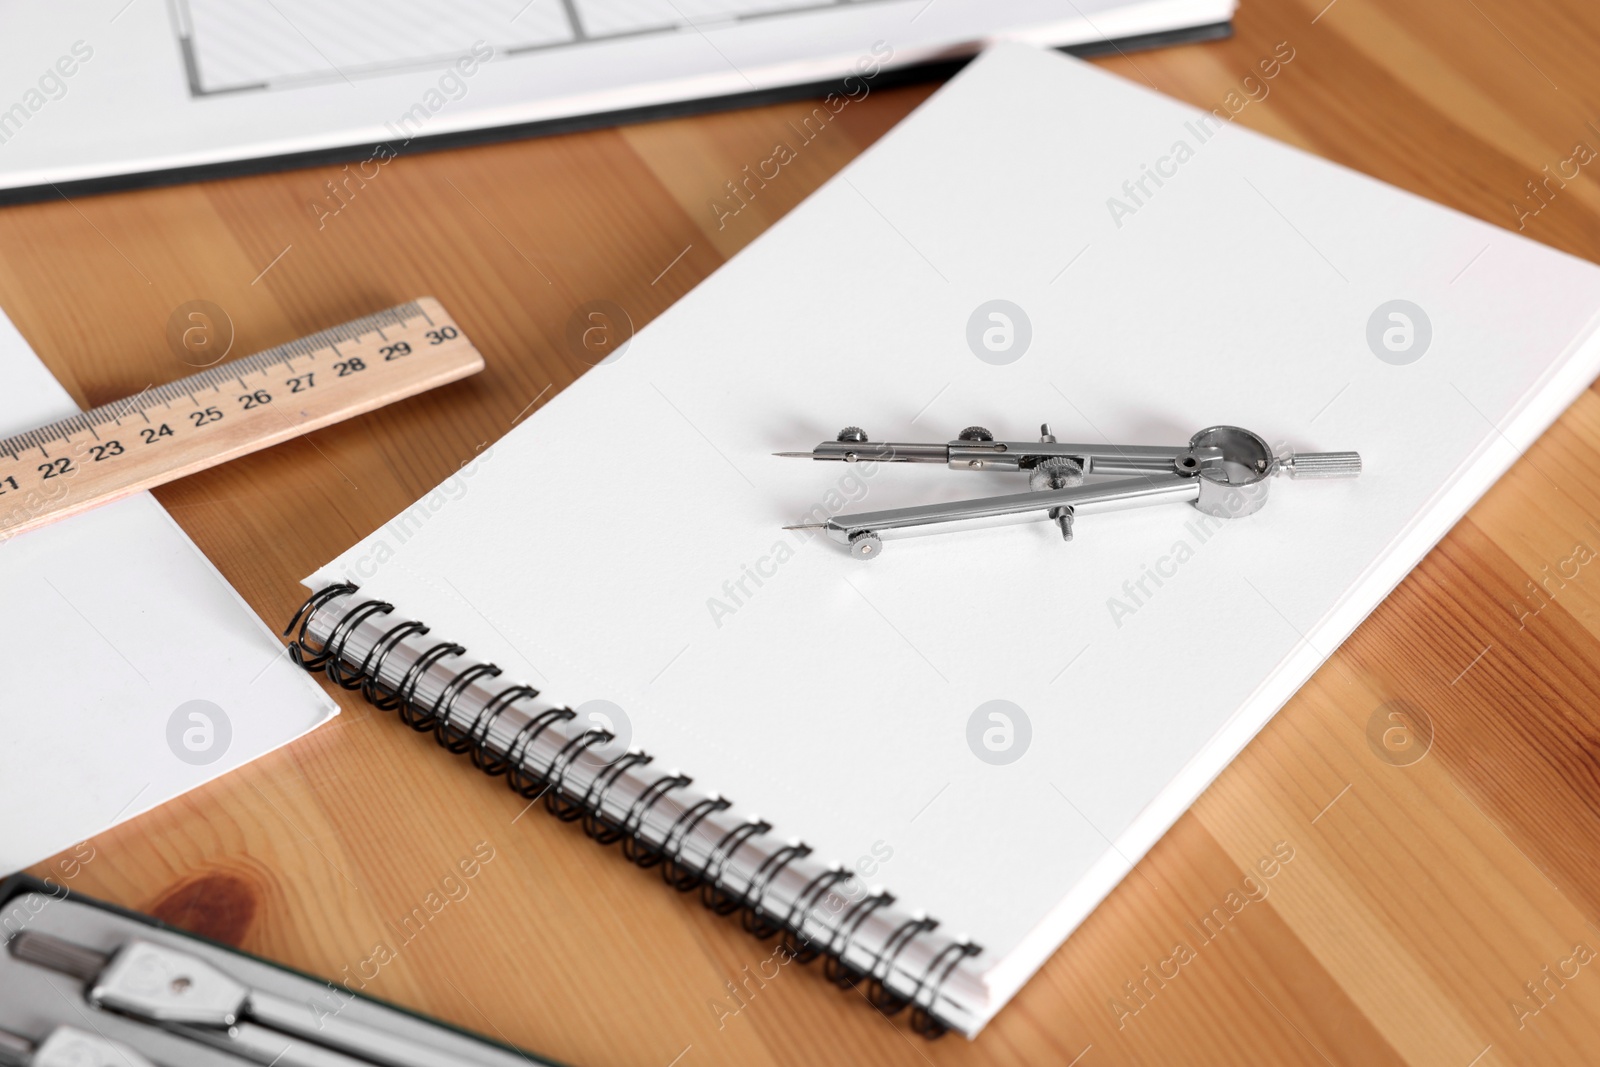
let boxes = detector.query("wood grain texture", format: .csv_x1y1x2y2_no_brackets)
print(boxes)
11,0,1600,1063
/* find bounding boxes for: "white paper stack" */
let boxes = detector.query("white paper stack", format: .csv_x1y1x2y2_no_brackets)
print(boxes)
0,310,337,873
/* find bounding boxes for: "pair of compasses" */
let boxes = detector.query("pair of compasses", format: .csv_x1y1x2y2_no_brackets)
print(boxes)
778,424,1361,558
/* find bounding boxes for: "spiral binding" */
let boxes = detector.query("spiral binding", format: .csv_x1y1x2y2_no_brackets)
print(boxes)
284,584,982,1038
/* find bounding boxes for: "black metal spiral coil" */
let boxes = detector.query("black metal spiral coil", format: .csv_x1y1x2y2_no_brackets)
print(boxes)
283,585,974,1039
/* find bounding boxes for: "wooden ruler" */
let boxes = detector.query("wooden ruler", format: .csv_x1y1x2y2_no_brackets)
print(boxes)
0,297,482,538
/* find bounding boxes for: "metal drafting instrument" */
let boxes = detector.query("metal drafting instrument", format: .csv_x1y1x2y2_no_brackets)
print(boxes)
779,424,1361,558
10,931,470,1067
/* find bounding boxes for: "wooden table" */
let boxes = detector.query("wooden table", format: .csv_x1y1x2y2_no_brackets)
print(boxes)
11,0,1600,1063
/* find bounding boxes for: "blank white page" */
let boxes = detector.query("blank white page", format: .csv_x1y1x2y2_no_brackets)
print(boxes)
0,310,337,872
312,44,1600,1023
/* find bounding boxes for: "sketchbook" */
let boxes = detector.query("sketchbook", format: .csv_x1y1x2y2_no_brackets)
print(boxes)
0,0,1231,200
283,44,1600,1036
0,309,337,875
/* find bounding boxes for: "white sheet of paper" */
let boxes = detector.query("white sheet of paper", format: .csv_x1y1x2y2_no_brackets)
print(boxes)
310,44,1600,1026
0,310,337,874
0,0,1231,192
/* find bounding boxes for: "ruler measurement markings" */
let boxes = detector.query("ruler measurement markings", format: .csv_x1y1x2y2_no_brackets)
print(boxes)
0,303,432,460
1,299,477,538
252,357,282,379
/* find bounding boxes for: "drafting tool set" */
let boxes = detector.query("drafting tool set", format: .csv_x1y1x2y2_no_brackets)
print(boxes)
0,879,547,1067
